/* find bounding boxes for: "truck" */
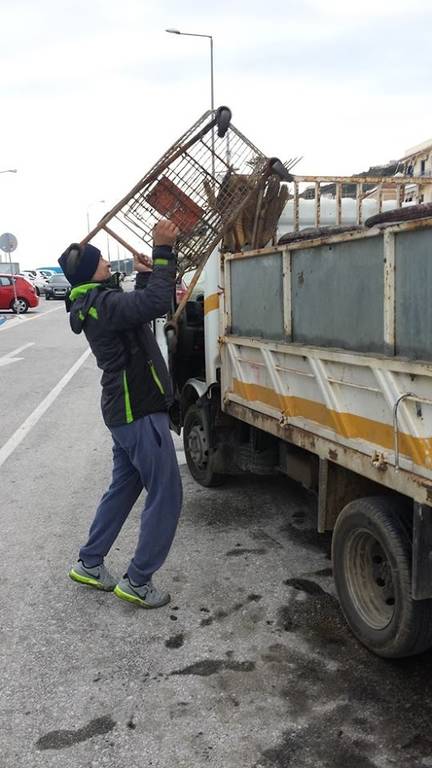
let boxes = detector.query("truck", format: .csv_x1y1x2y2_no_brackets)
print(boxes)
81,106,432,658
166,173,432,659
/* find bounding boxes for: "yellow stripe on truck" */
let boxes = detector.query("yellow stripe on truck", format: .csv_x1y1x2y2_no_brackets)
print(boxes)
204,293,219,316
231,378,432,470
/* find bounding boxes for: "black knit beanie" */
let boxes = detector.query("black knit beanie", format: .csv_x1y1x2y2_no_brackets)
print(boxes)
58,243,101,286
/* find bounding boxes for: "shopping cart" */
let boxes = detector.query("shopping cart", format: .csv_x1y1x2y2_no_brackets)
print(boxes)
81,106,292,321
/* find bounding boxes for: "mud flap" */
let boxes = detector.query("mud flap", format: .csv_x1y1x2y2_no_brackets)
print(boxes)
412,503,432,600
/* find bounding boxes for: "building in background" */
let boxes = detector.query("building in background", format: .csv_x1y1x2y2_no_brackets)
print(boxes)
0,259,20,274
400,138,432,203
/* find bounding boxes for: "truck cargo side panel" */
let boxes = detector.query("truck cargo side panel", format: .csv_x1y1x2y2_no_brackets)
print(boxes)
292,238,384,353
222,222,432,503
396,229,432,360
230,252,284,340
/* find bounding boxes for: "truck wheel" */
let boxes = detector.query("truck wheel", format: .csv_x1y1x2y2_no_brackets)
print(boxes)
332,496,432,658
183,404,224,487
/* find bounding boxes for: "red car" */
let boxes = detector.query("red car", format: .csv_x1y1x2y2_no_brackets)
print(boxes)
0,274,39,313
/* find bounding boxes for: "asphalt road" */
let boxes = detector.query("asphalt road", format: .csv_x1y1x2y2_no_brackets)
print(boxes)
1,299,432,768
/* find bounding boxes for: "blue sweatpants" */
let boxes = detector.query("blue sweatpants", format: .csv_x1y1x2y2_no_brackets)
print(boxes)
79,412,183,585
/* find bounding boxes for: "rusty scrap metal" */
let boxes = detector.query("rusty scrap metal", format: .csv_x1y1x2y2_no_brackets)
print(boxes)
289,174,432,232
80,106,276,277
225,399,432,506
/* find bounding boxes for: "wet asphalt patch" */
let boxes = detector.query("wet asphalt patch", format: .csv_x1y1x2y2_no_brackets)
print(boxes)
257,578,432,768
139,476,432,765
170,659,256,677
225,547,268,556
310,566,333,577
199,593,263,627
283,578,327,596
36,715,116,751
165,633,185,649
279,521,332,559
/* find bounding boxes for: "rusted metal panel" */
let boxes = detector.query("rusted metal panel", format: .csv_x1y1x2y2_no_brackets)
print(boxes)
230,252,284,340
222,254,232,333
226,216,432,262
221,332,432,479
356,182,363,225
335,182,342,225
293,180,300,233
395,229,432,360
222,333,432,375
224,399,432,505
288,174,432,227
396,185,403,208
377,185,383,214
294,174,432,186
282,250,292,338
318,458,386,532
315,182,321,228
383,230,396,355
291,237,384,353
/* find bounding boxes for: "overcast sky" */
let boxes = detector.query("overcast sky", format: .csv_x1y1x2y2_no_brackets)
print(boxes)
1,0,432,269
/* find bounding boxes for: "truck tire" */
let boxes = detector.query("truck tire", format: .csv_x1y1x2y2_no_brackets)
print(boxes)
183,404,224,487
332,496,432,658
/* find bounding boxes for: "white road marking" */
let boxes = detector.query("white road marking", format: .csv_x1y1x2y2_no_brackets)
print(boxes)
0,348,91,468
0,342,35,367
0,305,63,332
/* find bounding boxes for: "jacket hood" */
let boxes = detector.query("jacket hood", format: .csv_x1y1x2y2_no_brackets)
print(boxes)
69,283,101,334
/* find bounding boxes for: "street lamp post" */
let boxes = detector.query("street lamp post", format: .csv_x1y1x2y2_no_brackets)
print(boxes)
166,28,215,176
165,29,214,112
86,200,105,233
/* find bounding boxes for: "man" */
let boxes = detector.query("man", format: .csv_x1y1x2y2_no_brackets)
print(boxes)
59,219,182,609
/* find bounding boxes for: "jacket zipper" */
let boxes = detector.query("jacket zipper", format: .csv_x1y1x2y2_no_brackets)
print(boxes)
148,361,165,395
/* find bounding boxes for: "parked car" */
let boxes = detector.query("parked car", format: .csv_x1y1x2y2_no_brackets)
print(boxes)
20,270,49,296
123,271,137,283
45,274,70,300
0,274,39,313
37,267,63,278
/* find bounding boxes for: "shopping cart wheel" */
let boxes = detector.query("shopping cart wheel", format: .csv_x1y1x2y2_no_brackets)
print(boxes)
269,157,293,182
216,106,232,138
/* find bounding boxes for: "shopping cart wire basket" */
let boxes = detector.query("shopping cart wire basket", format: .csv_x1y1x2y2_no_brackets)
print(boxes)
81,106,292,320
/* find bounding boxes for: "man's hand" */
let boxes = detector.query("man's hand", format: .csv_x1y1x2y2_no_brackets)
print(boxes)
134,253,152,273
153,219,179,248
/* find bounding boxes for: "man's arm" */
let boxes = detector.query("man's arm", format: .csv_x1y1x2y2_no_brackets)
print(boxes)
134,252,152,291
98,220,179,330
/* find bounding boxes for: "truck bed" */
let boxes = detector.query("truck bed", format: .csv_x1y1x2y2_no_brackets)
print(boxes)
220,218,432,503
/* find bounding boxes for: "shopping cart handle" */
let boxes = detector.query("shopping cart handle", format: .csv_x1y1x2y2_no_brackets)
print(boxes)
269,157,293,182
215,106,232,138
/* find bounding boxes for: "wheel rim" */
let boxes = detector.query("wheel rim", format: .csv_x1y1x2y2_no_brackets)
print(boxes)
187,421,209,471
14,299,27,313
343,528,395,630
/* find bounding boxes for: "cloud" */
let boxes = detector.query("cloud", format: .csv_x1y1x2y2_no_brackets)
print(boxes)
1,0,432,267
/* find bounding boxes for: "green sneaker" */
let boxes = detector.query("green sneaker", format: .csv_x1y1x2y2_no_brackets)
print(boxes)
113,577,170,608
68,560,117,592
